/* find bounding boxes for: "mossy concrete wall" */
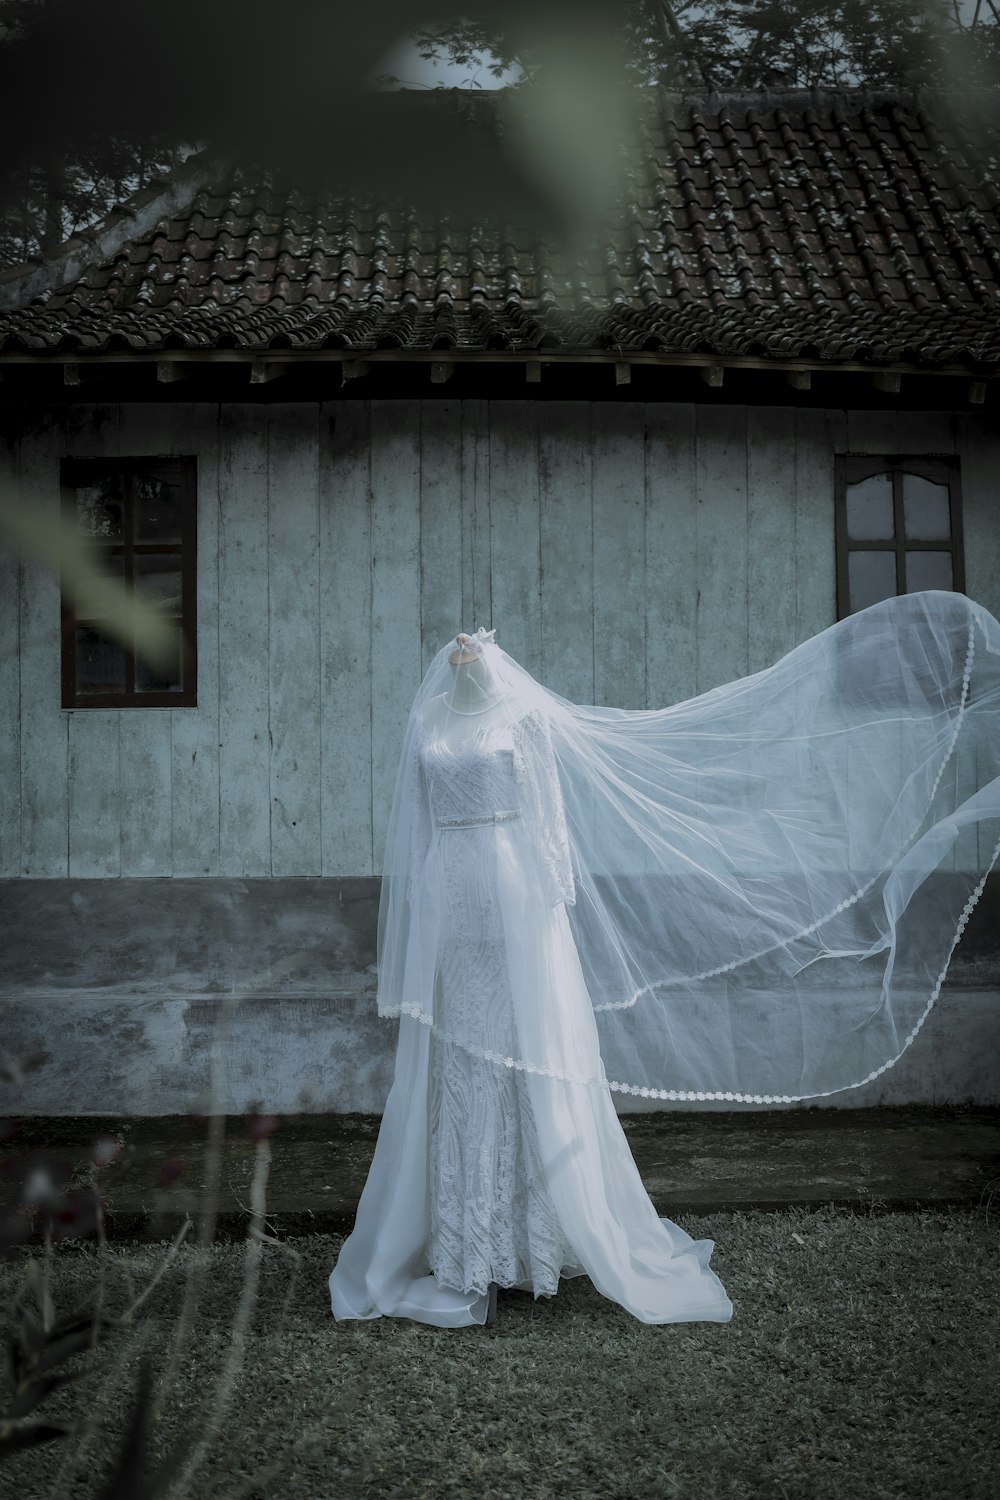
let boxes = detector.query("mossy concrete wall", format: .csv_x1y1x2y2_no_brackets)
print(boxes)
2,876,998,1116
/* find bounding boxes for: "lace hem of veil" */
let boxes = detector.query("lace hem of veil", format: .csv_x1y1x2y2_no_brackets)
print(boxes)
384,814,999,1107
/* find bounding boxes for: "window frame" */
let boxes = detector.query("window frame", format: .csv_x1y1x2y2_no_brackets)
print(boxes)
59,455,198,710
834,454,966,621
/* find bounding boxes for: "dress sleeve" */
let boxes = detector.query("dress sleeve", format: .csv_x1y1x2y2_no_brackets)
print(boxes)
406,731,433,908
513,708,577,908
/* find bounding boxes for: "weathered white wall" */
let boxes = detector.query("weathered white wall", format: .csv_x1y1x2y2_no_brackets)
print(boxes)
3,397,998,1115
1,399,998,880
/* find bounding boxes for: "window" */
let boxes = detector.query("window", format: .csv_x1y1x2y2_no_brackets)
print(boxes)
835,456,965,620
60,457,197,708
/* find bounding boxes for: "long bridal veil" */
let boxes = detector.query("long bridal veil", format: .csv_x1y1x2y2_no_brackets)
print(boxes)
377,590,1000,1107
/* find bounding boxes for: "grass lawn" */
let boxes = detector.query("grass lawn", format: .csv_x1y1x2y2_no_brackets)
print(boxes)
1,1203,996,1499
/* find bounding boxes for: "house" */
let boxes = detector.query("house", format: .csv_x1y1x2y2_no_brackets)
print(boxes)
1,86,998,1116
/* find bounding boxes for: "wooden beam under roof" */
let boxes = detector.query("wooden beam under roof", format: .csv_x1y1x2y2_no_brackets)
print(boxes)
870,370,902,394
250,358,287,384
2,350,992,392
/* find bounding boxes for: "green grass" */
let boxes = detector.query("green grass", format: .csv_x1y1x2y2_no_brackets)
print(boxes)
1,1204,997,1500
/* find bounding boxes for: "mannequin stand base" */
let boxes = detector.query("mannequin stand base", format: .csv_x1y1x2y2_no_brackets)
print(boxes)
485,1281,498,1326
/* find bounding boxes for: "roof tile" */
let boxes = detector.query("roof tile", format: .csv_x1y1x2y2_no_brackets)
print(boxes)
1,88,998,369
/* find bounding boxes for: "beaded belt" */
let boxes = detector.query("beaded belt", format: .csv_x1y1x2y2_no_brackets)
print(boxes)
437,810,521,829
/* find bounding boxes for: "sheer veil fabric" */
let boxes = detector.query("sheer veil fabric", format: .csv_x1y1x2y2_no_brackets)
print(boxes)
330,590,1000,1327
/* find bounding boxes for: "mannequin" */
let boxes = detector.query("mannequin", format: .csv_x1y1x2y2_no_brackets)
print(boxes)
331,595,1000,1329
420,632,510,748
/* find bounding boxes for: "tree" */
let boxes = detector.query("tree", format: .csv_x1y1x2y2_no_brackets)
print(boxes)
0,0,634,267
408,0,1000,93
0,0,187,266
0,0,997,270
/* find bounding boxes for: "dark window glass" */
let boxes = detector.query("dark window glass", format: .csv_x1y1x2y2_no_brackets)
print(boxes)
133,465,184,544
845,473,894,540
75,473,124,539
60,457,197,709
74,624,127,695
848,550,897,612
905,550,954,593
135,623,184,692
134,553,184,613
902,475,951,541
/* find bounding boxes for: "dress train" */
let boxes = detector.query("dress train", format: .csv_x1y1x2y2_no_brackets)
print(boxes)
329,890,734,1328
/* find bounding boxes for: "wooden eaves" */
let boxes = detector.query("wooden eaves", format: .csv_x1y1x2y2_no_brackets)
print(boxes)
0,348,993,403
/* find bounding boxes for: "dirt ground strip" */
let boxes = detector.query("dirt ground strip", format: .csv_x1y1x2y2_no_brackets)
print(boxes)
4,1104,998,1249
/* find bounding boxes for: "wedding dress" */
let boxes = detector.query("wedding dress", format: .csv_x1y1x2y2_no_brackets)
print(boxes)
329,592,1000,1328
330,675,732,1325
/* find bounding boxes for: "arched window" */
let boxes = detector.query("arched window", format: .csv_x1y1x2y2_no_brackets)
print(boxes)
835,455,965,620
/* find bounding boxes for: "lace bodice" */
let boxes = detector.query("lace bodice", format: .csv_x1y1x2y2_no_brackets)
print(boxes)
421,727,520,824
407,707,576,908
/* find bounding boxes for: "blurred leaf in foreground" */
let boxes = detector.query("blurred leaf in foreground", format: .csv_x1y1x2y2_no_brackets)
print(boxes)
0,491,177,672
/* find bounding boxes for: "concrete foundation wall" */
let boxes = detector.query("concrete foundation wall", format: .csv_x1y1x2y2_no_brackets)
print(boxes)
3,877,997,1115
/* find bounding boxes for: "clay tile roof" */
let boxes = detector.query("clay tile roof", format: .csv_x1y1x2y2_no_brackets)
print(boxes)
1,87,999,370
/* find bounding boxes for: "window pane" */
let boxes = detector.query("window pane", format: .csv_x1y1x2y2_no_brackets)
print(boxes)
134,553,183,612
73,551,125,621
902,474,951,540
845,473,894,540
905,551,953,593
133,464,184,544
75,624,126,695
75,474,124,538
849,550,897,612
135,622,184,692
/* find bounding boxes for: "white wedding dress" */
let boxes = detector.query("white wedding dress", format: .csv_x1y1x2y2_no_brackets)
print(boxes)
330,597,1000,1325
329,701,734,1327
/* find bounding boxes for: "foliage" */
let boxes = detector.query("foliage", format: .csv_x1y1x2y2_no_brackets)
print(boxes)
0,1178,997,1496
410,0,1000,93
0,3,187,266
0,1037,290,1497
0,1,997,269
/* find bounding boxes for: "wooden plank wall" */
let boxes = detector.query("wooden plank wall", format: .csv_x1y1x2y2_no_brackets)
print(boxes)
0,399,997,880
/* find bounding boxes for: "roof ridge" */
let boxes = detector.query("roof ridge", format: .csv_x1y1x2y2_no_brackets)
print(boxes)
402,82,994,109
0,147,222,311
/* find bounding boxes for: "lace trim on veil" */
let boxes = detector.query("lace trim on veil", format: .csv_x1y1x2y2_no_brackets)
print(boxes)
387,806,998,1109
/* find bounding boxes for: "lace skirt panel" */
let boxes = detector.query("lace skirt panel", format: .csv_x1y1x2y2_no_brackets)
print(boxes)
425,826,577,1296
